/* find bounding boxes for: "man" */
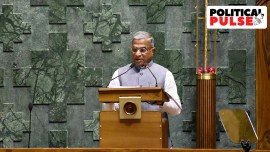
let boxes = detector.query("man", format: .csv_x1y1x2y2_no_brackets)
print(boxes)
103,31,182,147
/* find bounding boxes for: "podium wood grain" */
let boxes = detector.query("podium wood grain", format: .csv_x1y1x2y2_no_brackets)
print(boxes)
99,111,167,148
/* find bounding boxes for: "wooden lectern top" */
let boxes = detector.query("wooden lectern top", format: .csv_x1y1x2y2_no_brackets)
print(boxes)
98,87,169,102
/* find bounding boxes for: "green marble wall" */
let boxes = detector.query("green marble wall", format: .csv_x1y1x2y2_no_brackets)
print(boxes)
0,0,255,149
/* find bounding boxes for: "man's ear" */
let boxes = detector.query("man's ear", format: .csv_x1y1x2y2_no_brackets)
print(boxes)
152,47,156,54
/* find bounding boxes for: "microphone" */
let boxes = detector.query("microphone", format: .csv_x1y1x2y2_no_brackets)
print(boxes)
107,63,135,87
165,92,182,110
28,102,33,112
28,102,33,148
146,65,158,87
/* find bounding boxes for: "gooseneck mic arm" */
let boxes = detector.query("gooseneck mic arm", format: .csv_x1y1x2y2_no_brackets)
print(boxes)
107,63,135,87
145,64,181,109
146,65,158,87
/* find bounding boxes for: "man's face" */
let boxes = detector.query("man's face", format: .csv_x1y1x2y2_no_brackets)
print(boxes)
131,38,155,67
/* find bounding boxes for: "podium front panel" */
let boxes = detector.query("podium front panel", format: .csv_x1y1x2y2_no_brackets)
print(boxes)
100,111,165,148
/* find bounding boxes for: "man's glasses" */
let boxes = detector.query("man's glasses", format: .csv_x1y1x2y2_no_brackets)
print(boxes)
132,47,152,53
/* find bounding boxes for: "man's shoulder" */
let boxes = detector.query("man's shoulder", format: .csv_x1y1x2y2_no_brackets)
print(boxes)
117,63,133,72
152,62,168,71
120,63,132,69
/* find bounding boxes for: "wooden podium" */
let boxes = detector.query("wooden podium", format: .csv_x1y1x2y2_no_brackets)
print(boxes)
98,87,169,148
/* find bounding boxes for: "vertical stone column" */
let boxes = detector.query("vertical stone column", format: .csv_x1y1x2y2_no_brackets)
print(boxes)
196,73,216,148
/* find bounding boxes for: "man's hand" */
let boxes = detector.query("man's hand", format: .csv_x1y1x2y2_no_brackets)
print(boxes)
155,101,164,106
147,101,164,106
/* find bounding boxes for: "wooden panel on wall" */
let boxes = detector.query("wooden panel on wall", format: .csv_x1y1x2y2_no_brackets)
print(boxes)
256,0,270,150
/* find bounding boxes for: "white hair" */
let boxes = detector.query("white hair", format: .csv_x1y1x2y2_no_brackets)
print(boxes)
132,31,154,47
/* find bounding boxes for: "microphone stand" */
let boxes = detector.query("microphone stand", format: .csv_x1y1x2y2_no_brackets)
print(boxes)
27,61,42,148
241,140,251,152
28,102,33,148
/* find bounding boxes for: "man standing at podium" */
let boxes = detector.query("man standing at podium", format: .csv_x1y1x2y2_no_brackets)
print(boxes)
103,31,182,147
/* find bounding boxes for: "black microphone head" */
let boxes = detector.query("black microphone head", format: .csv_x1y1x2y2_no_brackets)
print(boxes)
130,63,135,68
143,62,150,68
28,102,33,112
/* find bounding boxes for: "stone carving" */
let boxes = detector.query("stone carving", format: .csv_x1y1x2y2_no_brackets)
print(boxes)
84,4,130,51
84,111,100,141
0,103,29,148
30,0,84,24
0,4,31,52
13,33,103,122
0,68,4,86
48,130,68,148
128,0,183,24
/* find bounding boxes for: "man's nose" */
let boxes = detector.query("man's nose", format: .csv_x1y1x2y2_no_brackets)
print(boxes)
135,50,142,56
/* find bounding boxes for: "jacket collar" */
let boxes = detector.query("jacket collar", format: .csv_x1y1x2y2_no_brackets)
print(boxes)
134,60,154,71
